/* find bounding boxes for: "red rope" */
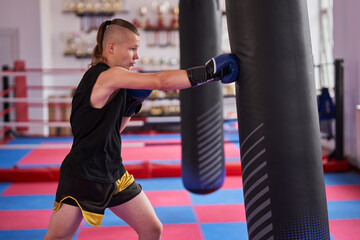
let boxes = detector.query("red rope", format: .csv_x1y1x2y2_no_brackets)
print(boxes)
0,126,11,135
0,105,16,117
1,68,86,73
27,85,76,90
0,67,143,74
0,87,15,97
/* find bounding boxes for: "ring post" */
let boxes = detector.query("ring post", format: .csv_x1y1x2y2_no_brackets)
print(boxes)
14,60,29,133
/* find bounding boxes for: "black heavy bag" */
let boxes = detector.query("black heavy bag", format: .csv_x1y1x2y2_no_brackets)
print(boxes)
179,0,225,194
225,0,330,239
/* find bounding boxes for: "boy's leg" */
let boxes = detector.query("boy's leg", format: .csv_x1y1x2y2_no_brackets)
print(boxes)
110,190,163,240
43,203,83,240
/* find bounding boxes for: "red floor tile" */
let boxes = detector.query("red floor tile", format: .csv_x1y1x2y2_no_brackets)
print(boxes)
162,223,203,240
326,185,360,201
222,176,243,189
125,139,181,145
18,149,69,165
146,190,191,206
194,204,246,223
77,226,137,240
2,182,58,196
224,143,241,159
329,219,360,240
121,142,240,161
78,223,203,240
0,210,52,230
122,145,181,161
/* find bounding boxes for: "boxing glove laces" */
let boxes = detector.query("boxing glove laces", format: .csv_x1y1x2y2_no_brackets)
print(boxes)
186,53,239,87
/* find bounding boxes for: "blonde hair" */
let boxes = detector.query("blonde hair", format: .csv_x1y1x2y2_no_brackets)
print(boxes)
90,19,139,67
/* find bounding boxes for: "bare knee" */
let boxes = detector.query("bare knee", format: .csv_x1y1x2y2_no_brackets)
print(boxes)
152,220,163,237
43,231,74,240
43,226,78,240
138,220,163,240
43,204,82,240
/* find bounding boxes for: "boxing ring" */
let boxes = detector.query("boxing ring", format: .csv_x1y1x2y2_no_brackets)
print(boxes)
0,61,357,240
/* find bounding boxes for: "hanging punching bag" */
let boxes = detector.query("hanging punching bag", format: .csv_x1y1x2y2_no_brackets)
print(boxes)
179,0,225,194
225,0,330,239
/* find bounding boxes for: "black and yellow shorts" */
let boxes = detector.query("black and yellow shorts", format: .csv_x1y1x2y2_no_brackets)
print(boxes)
53,171,142,227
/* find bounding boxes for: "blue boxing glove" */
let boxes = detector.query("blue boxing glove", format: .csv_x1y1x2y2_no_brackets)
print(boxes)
186,53,239,87
123,89,152,117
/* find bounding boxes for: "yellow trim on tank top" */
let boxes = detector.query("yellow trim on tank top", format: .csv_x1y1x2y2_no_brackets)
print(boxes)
53,196,103,227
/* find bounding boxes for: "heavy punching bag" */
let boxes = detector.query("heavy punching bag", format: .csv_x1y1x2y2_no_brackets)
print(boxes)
225,0,330,239
179,0,225,194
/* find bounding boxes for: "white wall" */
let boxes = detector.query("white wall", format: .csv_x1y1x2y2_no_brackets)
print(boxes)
40,0,180,70
0,0,321,72
333,0,360,167
40,0,89,69
307,0,321,88
0,0,42,68
0,0,45,135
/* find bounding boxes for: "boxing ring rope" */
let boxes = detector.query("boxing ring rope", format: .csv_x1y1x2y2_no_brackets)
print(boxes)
0,66,170,139
0,96,72,103
0,87,15,97
0,142,146,150
0,126,11,136
0,81,75,138
0,64,238,141
0,68,87,77
0,105,16,118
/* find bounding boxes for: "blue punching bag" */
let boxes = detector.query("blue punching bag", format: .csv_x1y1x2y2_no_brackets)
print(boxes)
179,0,225,194
225,0,331,239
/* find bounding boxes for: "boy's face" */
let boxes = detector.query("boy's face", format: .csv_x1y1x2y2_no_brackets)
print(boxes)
113,31,140,70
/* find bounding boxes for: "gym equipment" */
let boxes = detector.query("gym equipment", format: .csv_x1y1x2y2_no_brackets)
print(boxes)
327,59,345,161
318,87,335,140
318,87,335,121
179,0,225,194
226,0,331,238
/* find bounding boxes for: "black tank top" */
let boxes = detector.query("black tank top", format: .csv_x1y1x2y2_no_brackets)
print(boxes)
60,63,126,183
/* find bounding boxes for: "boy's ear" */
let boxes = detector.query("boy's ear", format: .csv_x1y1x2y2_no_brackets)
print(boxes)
108,42,115,54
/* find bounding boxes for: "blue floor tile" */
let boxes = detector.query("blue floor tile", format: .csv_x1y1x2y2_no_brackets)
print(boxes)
324,172,360,185
137,178,185,191
155,206,196,224
0,149,32,168
8,137,73,144
202,222,248,240
0,195,54,210
0,229,47,240
327,200,360,219
0,183,11,195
